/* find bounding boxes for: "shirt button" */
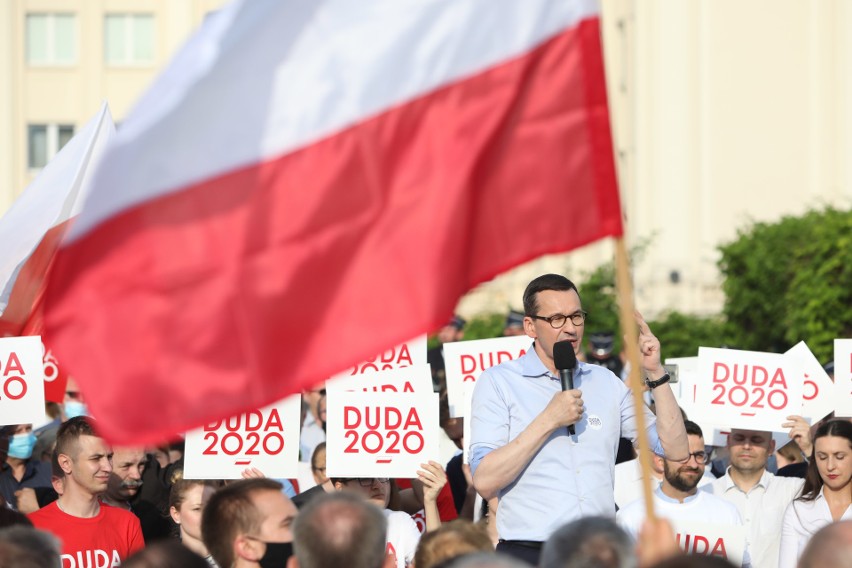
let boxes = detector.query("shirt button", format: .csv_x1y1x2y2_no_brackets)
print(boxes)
576,469,581,474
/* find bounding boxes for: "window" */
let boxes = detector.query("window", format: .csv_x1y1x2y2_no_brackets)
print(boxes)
26,13,77,65
104,14,155,65
28,124,75,169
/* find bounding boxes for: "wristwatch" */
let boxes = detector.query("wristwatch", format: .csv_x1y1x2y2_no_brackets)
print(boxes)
645,373,671,390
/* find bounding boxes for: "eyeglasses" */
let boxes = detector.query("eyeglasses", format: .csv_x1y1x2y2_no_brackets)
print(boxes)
529,311,587,329
674,451,708,465
341,478,389,487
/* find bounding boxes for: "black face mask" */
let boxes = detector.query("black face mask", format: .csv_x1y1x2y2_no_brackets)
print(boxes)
258,541,293,568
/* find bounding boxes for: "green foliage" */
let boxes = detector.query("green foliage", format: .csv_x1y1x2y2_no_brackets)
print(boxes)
426,313,505,349
718,207,852,362
648,311,727,359
577,262,621,351
461,313,506,341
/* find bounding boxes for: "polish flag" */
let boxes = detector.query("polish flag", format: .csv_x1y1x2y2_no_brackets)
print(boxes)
44,0,622,444
0,103,115,401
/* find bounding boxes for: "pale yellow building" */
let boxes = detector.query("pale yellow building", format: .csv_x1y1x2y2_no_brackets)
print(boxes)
2,0,851,319
0,0,226,210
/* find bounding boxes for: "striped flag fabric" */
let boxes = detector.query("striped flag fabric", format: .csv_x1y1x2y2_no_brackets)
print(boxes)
43,0,623,444
0,103,115,401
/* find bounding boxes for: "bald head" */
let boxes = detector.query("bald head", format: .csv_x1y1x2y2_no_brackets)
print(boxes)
291,492,387,568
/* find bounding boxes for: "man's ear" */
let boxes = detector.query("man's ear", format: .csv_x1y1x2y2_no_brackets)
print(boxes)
523,316,537,339
57,453,73,475
234,534,262,562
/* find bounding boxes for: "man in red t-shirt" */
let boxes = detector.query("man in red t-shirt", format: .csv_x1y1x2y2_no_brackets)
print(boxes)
29,416,144,565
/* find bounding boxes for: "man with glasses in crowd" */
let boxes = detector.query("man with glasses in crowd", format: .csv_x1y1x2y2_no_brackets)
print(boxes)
616,421,751,566
469,273,688,565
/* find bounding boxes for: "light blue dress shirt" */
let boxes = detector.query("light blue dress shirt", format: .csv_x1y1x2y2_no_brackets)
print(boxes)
469,343,663,541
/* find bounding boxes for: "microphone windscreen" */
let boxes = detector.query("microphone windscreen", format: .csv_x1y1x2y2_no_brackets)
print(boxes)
553,340,577,371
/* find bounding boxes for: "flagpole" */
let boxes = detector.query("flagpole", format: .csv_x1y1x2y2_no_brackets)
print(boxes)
614,238,656,520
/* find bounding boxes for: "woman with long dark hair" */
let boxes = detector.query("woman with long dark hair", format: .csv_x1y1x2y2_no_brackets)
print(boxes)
779,419,852,568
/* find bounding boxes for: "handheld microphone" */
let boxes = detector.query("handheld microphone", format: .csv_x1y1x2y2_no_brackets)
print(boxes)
553,340,577,435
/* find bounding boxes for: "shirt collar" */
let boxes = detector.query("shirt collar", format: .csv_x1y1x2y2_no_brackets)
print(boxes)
722,467,771,491
655,484,700,504
520,341,592,379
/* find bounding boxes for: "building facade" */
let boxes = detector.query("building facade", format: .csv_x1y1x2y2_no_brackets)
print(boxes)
2,0,851,320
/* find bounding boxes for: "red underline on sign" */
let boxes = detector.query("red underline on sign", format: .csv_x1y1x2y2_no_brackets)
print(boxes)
740,413,756,417
376,459,392,464
235,460,251,465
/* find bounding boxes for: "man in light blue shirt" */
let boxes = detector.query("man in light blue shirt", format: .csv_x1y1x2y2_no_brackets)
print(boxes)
469,274,688,564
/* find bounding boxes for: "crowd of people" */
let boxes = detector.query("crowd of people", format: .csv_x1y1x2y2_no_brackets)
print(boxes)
0,273,850,568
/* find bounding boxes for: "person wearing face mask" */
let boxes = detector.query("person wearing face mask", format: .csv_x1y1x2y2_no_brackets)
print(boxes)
0,424,56,513
201,478,297,568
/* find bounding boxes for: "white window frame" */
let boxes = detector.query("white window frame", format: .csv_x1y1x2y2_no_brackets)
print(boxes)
104,13,156,67
25,13,77,66
28,123,75,171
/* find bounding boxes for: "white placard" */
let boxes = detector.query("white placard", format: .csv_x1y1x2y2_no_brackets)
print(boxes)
785,341,835,422
668,356,727,446
0,336,45,426
184,395,301,479
326,364,433,394
690,348,802,432
326,391,439,478
444,336,531,417
462,381,475,464
329,336,427,381
835,339,852,417
670,519,746,566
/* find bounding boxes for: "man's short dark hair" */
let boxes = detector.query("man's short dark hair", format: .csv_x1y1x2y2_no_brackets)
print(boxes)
55,416,99,460
201,478,284,568
523,274,579,316
0,526,60,568
540,516,634,568
292,492,387,568
683,420,703,438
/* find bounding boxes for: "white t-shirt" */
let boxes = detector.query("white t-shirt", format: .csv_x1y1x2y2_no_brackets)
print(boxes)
779,489,852,568
614,458,715,509
704,468,802,568
384,509,421,568
617,486,751,567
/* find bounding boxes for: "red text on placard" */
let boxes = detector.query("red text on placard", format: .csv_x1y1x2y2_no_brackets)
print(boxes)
202,410,285,456
460,349,526,382
349,345,414,375
343,406,425,455
676,533,728,558
710,362,789,412
1,352,26,400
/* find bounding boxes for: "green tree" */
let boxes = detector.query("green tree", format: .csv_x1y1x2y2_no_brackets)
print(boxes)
649,311,726,359
718,207,852,362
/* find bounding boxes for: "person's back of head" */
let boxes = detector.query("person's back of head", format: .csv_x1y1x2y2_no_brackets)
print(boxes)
0,526,60,568
441,551,530,568
798,520,852,568
122,540,209,568
540,516,635,568
202,478,284,568
292,491,388,568
414,520,493,568
650,556,736,568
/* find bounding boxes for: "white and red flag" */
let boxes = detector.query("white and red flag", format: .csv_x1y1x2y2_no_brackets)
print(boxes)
44,0,623,444
0,103,115,401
